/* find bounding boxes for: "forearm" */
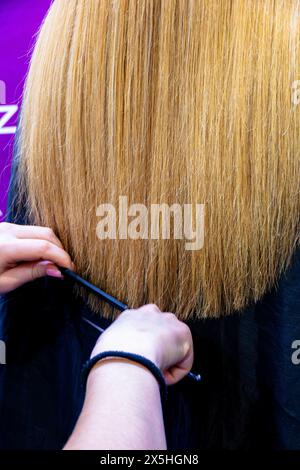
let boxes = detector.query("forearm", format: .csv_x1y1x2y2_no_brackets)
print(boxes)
64,358,167,450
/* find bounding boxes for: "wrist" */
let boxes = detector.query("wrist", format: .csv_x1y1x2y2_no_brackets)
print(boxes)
86,356,161,393
84,351,168,402
91,341,162,370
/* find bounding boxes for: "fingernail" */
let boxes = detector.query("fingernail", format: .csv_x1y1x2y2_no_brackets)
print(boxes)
46,268,64,279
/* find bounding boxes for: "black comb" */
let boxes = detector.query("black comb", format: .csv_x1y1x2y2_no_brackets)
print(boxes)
59,267,201,382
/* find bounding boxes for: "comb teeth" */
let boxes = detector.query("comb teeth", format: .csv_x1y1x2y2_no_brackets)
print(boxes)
58,267,128,311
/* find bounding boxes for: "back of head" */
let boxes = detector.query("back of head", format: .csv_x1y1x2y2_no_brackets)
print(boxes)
17,0,300,319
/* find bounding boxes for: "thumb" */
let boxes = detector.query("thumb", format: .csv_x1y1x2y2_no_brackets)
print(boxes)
0,261,63,294
163,347,194,386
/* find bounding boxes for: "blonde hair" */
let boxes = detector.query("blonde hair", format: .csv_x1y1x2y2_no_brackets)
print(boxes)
17,0,300,319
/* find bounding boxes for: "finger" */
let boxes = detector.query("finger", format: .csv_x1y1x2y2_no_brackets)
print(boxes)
163,350,194,386
166,339,194,385
163,322,194,385
0,261,63,294
163,365,189,386
134,304,161,314
4,223,64,249
175,345,194,375
0,238,73,269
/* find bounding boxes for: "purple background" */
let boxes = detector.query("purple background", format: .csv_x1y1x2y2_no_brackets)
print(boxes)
0,0,52,219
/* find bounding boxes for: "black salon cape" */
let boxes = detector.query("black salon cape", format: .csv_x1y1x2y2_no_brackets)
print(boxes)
0,157,299,450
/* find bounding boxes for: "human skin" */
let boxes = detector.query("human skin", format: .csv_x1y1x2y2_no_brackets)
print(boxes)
0,222,194,450
64,305,194,450
0,222,72,292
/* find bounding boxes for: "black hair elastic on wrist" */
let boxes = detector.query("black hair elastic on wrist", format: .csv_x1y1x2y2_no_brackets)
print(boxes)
82,351,168,402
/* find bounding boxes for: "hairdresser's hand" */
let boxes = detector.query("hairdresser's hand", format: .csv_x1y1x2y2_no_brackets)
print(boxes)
91,304,194,385
0,222,74,294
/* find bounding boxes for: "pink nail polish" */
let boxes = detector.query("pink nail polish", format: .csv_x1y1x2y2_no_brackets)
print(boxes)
46,269,63,279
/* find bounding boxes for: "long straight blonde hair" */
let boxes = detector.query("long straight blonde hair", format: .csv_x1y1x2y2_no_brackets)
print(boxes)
17,0,300,319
